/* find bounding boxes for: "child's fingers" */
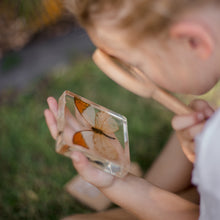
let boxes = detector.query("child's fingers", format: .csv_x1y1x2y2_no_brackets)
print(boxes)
175,121,205,163
173,99,214,163
66,107,84,131
176,132,196,163
179,122,205,141
186,142,196,163
172,112,205,131
180,139,195,163
71,151,114,188
47,97,58,119
189,99,214,118
172,99,214,131
44,109,58,140
47,96,83,131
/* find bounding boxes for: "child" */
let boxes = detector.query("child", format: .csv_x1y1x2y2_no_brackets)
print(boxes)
44,0,220,219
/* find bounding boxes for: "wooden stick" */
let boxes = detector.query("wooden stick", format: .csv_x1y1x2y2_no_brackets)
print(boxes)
152,88,192,115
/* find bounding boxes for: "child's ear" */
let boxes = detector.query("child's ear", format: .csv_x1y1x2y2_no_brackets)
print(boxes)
170,21,214,59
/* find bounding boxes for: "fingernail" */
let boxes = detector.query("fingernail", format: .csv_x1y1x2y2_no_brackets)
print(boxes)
71,152,80,163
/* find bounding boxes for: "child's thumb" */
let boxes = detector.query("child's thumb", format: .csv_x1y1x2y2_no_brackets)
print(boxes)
70,151,114,188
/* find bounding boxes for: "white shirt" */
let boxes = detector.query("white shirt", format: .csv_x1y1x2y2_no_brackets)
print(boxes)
192,108,220,220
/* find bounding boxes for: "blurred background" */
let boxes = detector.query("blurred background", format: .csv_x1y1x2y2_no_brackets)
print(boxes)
0,1,219,219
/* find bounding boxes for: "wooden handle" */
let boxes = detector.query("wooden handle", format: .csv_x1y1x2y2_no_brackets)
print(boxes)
152,88,192,115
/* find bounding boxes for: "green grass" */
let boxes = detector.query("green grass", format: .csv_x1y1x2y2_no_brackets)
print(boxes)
0,58,173,219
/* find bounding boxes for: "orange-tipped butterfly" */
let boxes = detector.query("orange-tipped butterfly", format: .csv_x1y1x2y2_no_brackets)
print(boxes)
56,90,130,177
72,97,123,161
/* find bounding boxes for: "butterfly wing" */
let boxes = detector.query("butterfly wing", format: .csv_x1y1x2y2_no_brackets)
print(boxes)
93,111,123,161
95,111,119,133
74,97,95,127
72,130,123,162
74,98,123,162
73,130,94,149
94,133,125,161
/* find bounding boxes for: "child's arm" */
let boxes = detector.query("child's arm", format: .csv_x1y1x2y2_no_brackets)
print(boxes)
72,151,199,220
172,99,214,162
44,97,199,220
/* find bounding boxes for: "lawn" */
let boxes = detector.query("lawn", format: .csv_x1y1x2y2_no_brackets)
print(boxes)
0,58,173,219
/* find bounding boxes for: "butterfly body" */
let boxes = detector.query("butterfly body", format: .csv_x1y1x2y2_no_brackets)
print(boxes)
91,127,115,140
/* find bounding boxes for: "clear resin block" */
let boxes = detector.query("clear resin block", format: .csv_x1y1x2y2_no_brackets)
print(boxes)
56,91,130,177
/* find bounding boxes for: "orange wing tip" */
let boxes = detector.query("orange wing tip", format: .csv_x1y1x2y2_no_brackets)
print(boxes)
74,97,90,114
73,132,89,149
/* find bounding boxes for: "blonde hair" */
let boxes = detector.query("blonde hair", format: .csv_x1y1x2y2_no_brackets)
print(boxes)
65,0,216,42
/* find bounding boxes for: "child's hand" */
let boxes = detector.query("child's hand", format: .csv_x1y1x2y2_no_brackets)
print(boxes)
44,97,115,188
171,99,214,163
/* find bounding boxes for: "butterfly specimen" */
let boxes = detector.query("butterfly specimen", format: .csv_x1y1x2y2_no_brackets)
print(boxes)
72,97,123,161
56,90,130,177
